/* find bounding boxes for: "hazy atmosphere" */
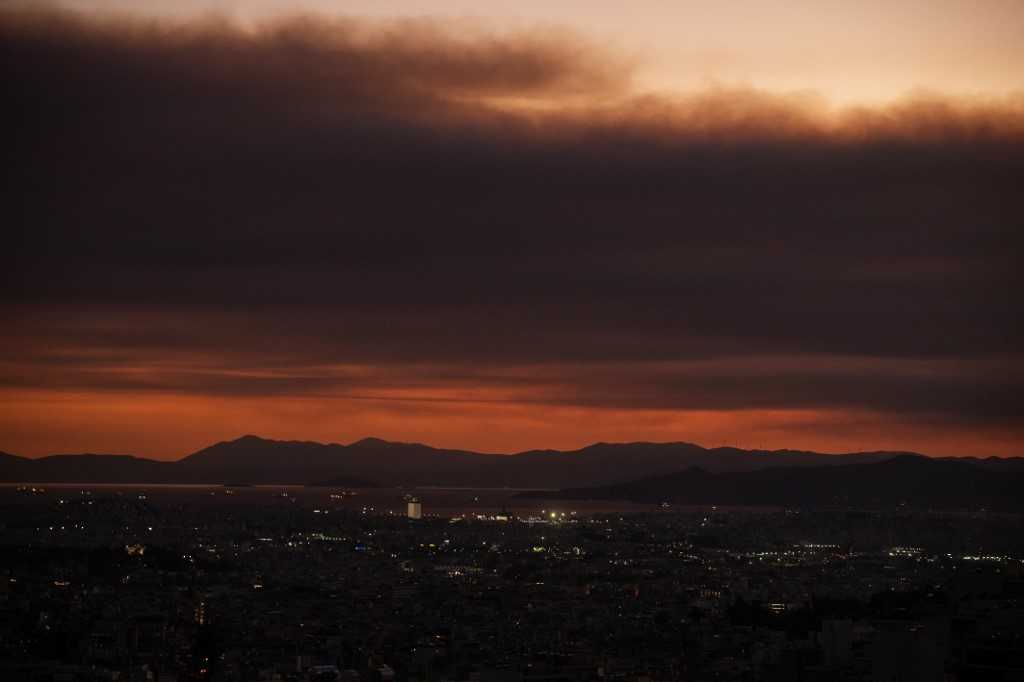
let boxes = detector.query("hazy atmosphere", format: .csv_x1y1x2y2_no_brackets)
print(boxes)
4,0,1023,458
5,5,1024,682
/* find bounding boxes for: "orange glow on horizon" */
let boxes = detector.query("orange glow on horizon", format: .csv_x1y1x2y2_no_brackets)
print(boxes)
1,388,1019,460
3,5,1021,462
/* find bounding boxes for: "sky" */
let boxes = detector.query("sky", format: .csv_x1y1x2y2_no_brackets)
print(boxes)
38,0,1024,105
3,1,1023,459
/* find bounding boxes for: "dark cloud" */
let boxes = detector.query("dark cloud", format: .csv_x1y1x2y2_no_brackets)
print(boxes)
2,8,1023,433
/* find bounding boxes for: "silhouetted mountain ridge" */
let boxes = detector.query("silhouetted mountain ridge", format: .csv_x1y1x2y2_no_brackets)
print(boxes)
1,436,1020,487
527,454,1024,511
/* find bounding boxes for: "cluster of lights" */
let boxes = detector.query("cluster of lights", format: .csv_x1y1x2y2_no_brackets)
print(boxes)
308,532,346,542
521,510,578,525
887,546,923,557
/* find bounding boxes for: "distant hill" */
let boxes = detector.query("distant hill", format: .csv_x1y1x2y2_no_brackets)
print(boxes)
526,455,1024,512
1,436,1020,488
950,456,1024,472
23,454,178,483
0,452,178,483
0,452,32,480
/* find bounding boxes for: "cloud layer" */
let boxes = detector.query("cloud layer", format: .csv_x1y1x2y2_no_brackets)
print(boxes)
3,8,1023,457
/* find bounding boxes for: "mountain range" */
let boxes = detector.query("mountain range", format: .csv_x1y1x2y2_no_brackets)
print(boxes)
1,435,1022,490
528,454,1024,512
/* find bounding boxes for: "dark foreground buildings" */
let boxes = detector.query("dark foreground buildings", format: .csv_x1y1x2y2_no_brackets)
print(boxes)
1,487,1022,681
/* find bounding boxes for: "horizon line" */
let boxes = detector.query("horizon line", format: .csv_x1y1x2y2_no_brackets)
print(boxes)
8,433,1020,462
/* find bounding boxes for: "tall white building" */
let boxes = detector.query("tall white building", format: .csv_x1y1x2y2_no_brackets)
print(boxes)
407,499,422,519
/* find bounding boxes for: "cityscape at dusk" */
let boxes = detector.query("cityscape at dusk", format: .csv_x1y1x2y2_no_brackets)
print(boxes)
3,1,1023,680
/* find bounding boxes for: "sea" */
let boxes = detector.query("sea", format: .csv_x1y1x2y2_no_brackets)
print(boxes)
0,484,663,518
